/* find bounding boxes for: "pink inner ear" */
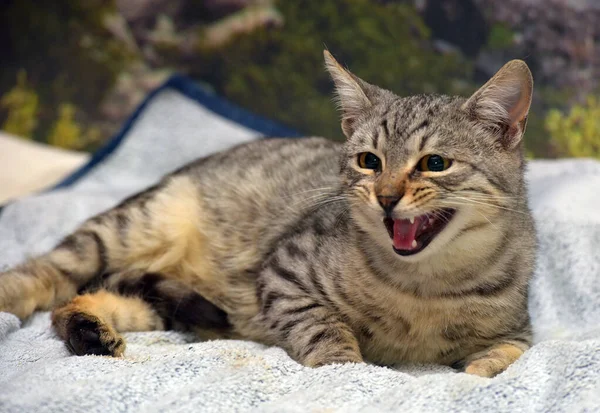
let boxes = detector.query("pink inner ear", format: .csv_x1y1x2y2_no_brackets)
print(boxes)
508,89,529,126
505,119,527,149
341,117,356,137
507,124,520,141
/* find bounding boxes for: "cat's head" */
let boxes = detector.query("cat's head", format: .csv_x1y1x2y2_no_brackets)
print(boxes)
324,50,533,261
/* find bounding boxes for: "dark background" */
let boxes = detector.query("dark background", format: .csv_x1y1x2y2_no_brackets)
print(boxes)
1,0,598,158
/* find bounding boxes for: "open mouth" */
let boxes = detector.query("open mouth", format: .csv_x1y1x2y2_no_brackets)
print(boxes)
383,209,456,256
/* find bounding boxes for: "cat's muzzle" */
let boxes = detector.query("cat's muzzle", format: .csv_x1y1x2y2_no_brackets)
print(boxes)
383,208,456,256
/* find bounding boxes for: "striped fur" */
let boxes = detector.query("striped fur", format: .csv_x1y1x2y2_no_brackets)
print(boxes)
0,53,535,377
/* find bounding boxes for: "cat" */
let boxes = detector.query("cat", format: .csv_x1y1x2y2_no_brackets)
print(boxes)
0,50,535,377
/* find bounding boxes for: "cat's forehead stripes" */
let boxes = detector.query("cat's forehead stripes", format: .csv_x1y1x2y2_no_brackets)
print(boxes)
373,95,447,151
367,97,448,169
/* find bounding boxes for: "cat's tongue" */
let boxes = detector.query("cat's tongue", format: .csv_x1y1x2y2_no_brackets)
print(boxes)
393,216,424,250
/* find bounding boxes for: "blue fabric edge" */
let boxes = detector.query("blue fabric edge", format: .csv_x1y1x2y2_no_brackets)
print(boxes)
0,74,301,216
53,74,302,189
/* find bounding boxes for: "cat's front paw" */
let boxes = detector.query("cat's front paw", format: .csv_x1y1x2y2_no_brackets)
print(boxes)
463,343,525,378
301,349,364,368
62,313,125,357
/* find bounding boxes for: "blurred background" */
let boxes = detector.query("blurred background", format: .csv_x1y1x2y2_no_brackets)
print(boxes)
1,0,599,159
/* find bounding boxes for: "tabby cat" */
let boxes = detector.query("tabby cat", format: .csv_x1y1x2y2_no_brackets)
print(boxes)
0,51,535,377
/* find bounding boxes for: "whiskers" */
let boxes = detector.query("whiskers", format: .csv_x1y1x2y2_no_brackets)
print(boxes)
442,194,528,216
427,209,453,225
285,185,346,214
282,185,354,230
435,193,528,238
407,191,518,235
333,203,351,229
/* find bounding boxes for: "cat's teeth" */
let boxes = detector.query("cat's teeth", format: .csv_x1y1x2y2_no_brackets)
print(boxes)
429,218,434,224
411,240,417,248
410,217,415,224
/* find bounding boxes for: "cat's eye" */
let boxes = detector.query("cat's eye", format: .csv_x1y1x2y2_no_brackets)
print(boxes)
357,152,381,170
418,154,451,172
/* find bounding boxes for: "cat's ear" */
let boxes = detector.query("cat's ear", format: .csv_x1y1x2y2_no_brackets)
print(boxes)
324,50,375,137
462,60,533,149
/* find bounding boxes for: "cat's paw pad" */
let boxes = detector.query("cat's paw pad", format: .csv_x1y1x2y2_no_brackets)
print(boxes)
65,313,125,357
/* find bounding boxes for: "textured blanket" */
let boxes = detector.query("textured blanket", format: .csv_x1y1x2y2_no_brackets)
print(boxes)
1,77,599,412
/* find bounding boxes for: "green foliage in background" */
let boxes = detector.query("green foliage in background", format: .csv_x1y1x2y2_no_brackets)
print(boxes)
486,23,515,50
1,0,597,159
0,71,39,139
48,104,82,149
48,103,103,150
0,0,132,146
191,0,471,140
520,86,575,158
546,96,600,158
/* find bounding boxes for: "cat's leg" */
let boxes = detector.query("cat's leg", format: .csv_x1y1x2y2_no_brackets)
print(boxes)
0,187,160,319
0,219,120,319
52,271,231,356
256,265,363,367
52,290,157,356
105,270,231,332
263,295,362,367
460,340,529,377
0,175,212,320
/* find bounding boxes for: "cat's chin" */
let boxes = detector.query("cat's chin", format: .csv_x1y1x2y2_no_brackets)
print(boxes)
383,208,456,257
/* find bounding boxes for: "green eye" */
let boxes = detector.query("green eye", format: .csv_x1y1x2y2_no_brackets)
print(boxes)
358,152,381,170
418,154,451,172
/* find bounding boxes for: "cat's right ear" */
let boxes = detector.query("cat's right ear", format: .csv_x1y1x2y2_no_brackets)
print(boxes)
324,50,373,137
462,60,533,149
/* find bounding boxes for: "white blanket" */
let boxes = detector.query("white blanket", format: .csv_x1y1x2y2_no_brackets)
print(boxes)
1,81,599,412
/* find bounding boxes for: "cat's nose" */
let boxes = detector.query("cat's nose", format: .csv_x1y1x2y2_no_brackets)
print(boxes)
377,195,401,215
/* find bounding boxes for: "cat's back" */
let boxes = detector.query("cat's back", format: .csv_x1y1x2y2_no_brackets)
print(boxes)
182,137,341,190
182,137,343,222
166,137,343,278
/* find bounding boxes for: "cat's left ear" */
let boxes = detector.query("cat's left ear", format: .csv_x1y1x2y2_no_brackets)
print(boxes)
462,60,533,149
324,50,377,138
